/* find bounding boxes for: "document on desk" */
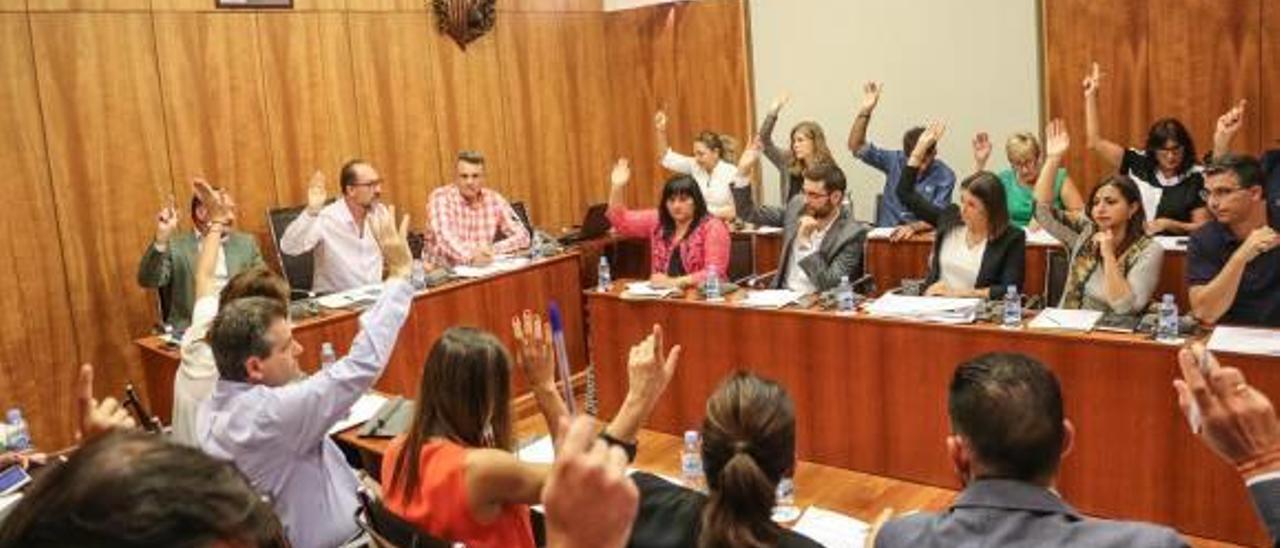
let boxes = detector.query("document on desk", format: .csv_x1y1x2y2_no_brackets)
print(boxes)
622,282,678,299
316,283,384,309
1208,326,1280,357
328,393,388,435
739,289,804,309
1024,228,1062,247
752,225,784,235
1154,235,1189,251
1028,308,1103,332
866,293,980,324
452,257,532,278
791,506,869,548
867,227,896,240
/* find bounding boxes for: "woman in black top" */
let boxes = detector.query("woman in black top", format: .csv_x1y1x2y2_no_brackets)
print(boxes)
1083,62,1210,235
628,372,820,548
896,123,1026,300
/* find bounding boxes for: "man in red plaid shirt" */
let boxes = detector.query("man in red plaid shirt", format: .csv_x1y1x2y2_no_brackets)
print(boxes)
428,151,531,266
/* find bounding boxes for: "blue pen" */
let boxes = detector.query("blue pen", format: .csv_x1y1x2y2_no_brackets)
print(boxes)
548,302,576,415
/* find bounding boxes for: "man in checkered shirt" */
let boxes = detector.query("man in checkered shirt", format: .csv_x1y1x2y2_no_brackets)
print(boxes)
427,150,531,267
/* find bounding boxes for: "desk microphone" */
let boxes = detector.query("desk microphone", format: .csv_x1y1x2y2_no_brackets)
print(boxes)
548,301,576,415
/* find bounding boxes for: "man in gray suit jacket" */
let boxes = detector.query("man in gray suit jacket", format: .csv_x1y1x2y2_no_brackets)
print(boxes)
138,185,264,331
732,145,867,293
873,353,1186,548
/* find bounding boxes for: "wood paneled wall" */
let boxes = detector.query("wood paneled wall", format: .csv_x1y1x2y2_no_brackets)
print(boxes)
4,0,751,448
1044,0,1275,190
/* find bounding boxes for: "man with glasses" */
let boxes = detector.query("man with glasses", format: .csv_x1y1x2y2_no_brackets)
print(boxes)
733,143,868,293
280,159,387,293
1187,154,1280,326
427,150,530,267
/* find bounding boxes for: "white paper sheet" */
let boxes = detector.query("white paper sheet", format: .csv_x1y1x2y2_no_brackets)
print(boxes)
1154,235,1189,251
867,227,896,240
1207,326,1280,357
623,282,678,299
791,506,869,548
865,293,980,324
328,393,389,435
315,283,384,309
1024,228,1063,247
452,257,532,278
1027,308,1103,332
739,289,804,309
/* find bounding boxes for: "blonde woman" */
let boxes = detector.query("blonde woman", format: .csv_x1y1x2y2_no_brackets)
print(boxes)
973,131,1084,228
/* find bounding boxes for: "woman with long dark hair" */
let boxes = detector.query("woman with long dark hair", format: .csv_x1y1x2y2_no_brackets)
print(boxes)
1035,120,1164,314
1084,62,1210,235
628,371,820,548
897,123,1026,299
606,158,731,289
758,93,837,202
381,316,679,548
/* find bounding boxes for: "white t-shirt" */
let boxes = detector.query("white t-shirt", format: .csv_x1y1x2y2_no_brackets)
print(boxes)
784,221,832,294
938,226,986,291
660,148,736,213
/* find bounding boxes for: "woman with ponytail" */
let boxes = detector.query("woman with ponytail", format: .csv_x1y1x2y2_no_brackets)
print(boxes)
628,371,820,548
655,109,739,220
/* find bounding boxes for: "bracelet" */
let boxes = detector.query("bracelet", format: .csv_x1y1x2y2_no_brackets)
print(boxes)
1237,447,1280,479
598,432,638,463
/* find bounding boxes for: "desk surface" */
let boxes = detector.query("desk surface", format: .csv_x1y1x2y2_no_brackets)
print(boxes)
585,283,1271,546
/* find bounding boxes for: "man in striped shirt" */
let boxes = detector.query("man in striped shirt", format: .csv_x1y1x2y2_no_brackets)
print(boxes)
428,150,530,267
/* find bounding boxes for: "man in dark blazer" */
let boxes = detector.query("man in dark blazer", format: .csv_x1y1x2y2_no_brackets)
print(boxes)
138,183,264,331
873,353,1186,548
732,144,868,294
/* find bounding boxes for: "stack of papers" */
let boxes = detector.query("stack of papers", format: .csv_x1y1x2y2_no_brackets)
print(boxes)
328,393,389,435
1027,308,1104,332
1207,326,1280,357
866,293,980,324
1154,236,1189,251
316,284,383,309
753,225,784,234
622,282,678,299
866,227,896,240
1024,228,1062,246
739,289,804,309
453,257,531,278
791,506,869,548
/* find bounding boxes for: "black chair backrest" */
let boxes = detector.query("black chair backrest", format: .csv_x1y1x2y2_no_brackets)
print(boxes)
267,204,315,293
728,234,754,281
358,492,453,548
1045,246,1069,305
510,201,535,238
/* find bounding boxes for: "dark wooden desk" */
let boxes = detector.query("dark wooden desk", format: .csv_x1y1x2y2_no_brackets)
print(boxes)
135,252,587,423
865,234,1190,303
585,286,1273,546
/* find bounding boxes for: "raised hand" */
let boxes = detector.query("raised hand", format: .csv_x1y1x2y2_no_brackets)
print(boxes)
911,121,946,161
971,132,992,169
1215,100,1247,146
1044,118,1070,158
77,363,136,441
624,324,681,413
1082,62,1102,98
653,110,668,133
610,158,631,188
511,310,556,391
543,415,638,548
1174,344,1280,478
370,205,412,280
859,82,883,113
192,177,233,226
306,170,327,215
769,92,791,116
155,194,178,245
736,136,763,176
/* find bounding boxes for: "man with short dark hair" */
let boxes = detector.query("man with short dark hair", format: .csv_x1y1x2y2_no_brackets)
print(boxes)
1187,154,1280,326
846,82,955,233
199,205,414,548
428,150,530,267
138,178,264,330
280,160,387,293
873,353,1184,547
733,142,869,293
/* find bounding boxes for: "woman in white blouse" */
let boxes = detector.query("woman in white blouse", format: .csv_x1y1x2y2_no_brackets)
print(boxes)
1034,119,1164,315
655,110,738,220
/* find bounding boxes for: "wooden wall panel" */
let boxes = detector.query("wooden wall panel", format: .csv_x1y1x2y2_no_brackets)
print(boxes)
498,13,613,229
153,12,278,240
257,12,361,208
426,32,513,205
1148,0,1261,161
347,11,445,229
26,0,150,11
1263,0,1280,149
1044,0,1149,190
29,12,171,443
604,4,677,208
673,0,750,162
500,0,602,12
0,14,80,448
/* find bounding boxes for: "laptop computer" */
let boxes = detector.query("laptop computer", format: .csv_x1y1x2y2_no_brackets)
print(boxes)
558,203,611,245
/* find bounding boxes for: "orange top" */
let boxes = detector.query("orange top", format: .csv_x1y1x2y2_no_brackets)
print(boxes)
381,437,535,548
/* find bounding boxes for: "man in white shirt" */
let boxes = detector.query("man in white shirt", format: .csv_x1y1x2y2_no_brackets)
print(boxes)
280,160,386,293
198,205,413,548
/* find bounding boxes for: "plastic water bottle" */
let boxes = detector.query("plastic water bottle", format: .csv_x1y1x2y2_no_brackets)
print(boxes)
1157,293,1179,342
836,275,855,313
1002,285,1022,329
772,476,801,523
6,409,30,451
0,423,13,452
597,256,611,292
704,265,723,301
320,342,337,368
680,430,706,492
410,258,427,290
529,232,544,260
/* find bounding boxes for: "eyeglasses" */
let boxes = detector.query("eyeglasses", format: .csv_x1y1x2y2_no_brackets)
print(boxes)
803,190,831,200
1199,186,1248,201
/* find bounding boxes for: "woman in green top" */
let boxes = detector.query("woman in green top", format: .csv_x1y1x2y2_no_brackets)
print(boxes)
973,131,1084,228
